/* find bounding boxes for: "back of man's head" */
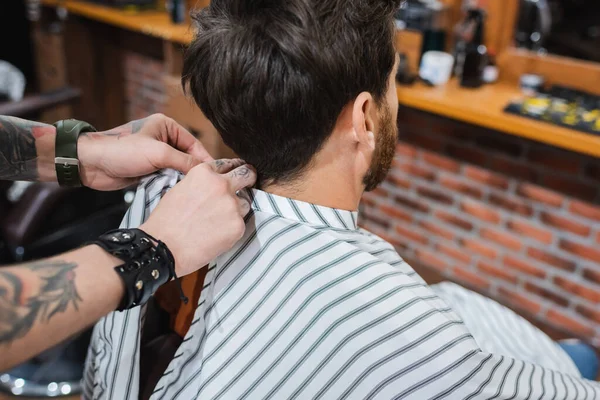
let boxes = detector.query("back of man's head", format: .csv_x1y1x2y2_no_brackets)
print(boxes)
183,0,400,186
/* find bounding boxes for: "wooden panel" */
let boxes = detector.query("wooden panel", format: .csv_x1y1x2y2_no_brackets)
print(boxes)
497,48,600,95
63,17,99,127
397,79,600,158
41,0,194,44
494,0,520,54
163,40,185,77
31,21,71,122
395,30,423,74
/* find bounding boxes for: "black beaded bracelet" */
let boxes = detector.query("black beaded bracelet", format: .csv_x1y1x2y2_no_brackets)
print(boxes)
91,229,188,311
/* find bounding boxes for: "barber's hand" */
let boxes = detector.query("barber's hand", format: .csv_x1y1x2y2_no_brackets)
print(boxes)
78,114,213,190
140,159,257,277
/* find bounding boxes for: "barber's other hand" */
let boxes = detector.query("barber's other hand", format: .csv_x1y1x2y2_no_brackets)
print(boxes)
78,114,213,190
140,159,257,277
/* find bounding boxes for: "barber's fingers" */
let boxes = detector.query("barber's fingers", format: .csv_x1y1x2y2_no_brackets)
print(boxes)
163,117,214,162
226,164,257,192
153,143,199,174
206,158,246,174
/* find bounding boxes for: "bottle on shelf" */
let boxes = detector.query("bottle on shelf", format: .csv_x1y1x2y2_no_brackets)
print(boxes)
454,7,488,88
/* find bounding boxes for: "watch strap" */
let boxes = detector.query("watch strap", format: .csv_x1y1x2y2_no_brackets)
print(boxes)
53,119,97,187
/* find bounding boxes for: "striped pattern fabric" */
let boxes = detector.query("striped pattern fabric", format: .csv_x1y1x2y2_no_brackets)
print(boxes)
83,170,600,399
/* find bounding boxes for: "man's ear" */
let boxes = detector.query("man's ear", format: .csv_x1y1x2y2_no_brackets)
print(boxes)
352,92,377,152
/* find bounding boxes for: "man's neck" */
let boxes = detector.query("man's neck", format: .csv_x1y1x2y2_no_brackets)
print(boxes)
264,167,363,212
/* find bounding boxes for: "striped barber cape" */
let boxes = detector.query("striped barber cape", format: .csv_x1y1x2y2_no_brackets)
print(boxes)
83,169,599,400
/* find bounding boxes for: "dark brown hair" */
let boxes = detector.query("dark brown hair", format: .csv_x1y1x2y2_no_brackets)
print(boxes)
183,0,400,184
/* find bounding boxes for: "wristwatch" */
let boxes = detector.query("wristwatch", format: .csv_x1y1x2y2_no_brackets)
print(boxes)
53,119,97,187
92,228,188,311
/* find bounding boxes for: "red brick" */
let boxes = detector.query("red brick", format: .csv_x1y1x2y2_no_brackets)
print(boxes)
480,228,522,251
437,243,471,264
416,186,454,205
477,260,518,283
397,163,436,181
503,256,546,278
560,240,600,264
461,200,502,224
540,212,591,237
576,304,600,324
453,266,491,290
498,287,542,314
435,211,473,231
395,143,418,158
372,187,389,197
488,193,534,217
517,183,564,208
385,234,411,252
597,232,600,245
386,173,411,189
394,194,430,213
380,205,413,222
438,175,483,199
569,201,600,222
464,166,509,190
543,175,597,203
395,225,429,245
361,193,378,207
554,276,600,303
418,220,455,241
546,309,595,337
402,131,445,152
507,219,553,245
528,148,582,174
361,211,391,230
524,282,569,307
461,238,498,259
422,151,461,173
448,145,487,167
415,248,449,271
583,269,600,285
489,156,538,182
526,248,576,272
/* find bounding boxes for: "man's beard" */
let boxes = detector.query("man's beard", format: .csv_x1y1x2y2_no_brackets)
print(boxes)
363,104,397,192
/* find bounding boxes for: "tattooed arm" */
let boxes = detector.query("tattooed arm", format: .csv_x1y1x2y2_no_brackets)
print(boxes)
0,245,123,370
0,114,213,188
0,159,257,371
0,116,55,181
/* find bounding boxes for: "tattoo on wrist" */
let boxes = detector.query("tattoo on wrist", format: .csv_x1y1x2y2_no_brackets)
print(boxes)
0,261,81,345
0,116,51,181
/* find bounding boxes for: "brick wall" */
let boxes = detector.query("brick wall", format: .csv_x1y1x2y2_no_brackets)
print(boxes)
361,106,600,347
123,51,167,120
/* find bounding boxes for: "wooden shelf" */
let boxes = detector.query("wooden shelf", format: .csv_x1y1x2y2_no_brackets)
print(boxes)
397,79,600,158
40,0,194,44
38,1,600,158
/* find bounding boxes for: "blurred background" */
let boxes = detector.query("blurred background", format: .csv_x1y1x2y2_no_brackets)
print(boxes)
0,0,598,398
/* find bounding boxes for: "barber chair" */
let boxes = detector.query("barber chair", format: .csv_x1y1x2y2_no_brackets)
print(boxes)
0,181,132,397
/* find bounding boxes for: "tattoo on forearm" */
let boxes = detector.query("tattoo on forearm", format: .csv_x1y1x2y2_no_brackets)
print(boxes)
0,261,81,345
0,116,50,181
81,117,147,140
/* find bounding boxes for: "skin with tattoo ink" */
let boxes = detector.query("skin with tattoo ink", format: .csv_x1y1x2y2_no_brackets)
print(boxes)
0,115,256,370
0,261,81,344
0,117,54,181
